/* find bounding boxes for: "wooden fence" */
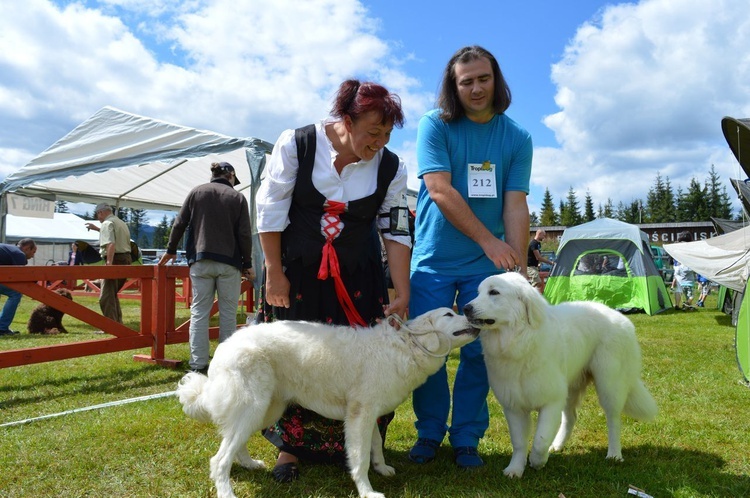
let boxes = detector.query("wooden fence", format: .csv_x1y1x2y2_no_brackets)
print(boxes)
0,264,253,369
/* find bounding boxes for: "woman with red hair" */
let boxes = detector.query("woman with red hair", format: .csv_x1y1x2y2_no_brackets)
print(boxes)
255,79,412,482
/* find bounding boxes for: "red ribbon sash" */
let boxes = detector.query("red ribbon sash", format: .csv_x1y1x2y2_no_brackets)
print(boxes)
317,200,366,327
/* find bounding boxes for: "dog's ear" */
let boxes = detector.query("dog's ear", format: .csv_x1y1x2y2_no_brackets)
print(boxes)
415,331,441,354
520,282,547,328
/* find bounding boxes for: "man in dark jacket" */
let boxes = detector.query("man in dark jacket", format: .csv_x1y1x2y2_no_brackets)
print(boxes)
0,238,37,336
158,162,254,373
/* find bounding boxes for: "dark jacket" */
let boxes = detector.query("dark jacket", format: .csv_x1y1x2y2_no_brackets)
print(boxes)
0,243,28,266
167,178,253,270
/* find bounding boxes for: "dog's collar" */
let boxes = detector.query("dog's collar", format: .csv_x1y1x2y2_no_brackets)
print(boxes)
387,314,452,358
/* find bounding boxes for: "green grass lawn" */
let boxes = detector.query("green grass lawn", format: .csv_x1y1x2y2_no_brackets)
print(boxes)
1,293,749,497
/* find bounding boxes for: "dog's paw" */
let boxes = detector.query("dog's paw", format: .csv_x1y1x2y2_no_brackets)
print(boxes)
503,465,525,478
364,493,386,498
234,455,265,470
529,449,549,470
605,452,624,462
372,463,396,476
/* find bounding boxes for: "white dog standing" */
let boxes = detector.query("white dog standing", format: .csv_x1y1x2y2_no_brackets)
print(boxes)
176,307,479,498
464,272,657,478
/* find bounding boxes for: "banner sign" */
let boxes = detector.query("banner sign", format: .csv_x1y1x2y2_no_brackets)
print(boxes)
6,193,55,219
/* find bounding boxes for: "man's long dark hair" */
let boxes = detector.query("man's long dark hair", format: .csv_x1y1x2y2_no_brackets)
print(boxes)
437,45,512,122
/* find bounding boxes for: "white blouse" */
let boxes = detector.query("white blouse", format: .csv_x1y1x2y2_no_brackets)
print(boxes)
256,119,411,247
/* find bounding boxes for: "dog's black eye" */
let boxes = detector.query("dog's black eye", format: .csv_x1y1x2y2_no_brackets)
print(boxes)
443,311,454,317
489,289,499,296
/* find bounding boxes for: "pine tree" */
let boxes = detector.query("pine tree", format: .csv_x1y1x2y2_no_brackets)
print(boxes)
138,234,150,249
558,200,567,226
152,215,172,249
539,188,558,226
116,207,129,223
645,172,676,223
615,201,628,222
706,165,733,219
674,186,688,221
718,185,733,219
602,198,615,218
529,212,540,226
624,200,642,224
583,191,595,222
55,200,69,213
128,208,147,245
679,178,709,222
560,187,582,226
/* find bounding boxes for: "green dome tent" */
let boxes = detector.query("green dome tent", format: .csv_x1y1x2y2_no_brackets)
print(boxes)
544,218,672,315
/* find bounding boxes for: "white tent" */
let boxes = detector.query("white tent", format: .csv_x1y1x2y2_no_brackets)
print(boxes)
5,212,98,244
0,106,273,212
0,106,274,291
664,227,750,293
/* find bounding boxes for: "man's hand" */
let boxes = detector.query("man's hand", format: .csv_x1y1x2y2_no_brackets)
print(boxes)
242,268,256,280
157,253,176,266
480,237,520,272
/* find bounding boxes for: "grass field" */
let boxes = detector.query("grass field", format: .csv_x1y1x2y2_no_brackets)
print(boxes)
1,292,749,497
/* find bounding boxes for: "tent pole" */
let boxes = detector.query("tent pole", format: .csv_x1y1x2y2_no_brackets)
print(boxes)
116,159,188,202
0,193,6,243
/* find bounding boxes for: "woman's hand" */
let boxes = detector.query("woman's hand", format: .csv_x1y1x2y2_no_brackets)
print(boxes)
265,270,291,308
384,295,408,321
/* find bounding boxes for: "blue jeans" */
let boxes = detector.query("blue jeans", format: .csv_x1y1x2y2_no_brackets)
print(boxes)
0,283,22,331
409,270,497,448
188,260,241,370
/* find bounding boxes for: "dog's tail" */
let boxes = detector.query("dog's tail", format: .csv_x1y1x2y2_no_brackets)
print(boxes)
624,380,658,422
175,372,212,423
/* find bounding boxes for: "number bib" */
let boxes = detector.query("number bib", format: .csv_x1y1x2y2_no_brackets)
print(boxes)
468,161,497,198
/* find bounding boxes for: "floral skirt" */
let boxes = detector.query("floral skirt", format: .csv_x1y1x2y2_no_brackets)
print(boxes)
264,406,394,464
257,255,392,462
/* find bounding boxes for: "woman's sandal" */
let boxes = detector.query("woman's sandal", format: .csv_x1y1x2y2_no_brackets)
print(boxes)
272,462,300,483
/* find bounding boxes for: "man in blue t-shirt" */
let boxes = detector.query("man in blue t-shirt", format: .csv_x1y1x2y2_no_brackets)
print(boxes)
0,238,37,336
408,46,532,468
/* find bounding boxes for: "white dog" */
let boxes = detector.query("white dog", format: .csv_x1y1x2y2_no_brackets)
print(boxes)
463,272,657,478
176,308,479,498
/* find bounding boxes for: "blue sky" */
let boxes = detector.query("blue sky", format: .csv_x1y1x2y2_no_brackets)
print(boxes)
1,0,749,221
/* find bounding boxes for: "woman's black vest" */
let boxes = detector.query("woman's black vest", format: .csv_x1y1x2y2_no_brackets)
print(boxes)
281,124,399,271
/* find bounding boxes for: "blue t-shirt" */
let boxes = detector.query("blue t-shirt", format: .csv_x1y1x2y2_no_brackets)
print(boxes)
411,110,532,276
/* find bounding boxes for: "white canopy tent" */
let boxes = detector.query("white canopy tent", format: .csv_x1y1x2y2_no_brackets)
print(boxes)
5,212,98,244
0,106,274,291
663,117,750,294
4,212,99,265
664,227,750,293
0,106,273,212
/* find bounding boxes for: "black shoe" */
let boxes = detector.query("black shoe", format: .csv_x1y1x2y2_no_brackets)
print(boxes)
272,462,299,483
187,366,208,375
0,329,19,336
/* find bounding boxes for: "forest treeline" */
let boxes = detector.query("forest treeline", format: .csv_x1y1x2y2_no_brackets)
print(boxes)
533,165,735,227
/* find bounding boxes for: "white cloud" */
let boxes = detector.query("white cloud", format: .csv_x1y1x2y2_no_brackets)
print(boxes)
0,0,430,178
534,0,750,217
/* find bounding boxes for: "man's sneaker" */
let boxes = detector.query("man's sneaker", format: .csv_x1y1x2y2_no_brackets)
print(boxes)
454,446,484,468
0,329,19,336
408,438,441,464
187,366,208,375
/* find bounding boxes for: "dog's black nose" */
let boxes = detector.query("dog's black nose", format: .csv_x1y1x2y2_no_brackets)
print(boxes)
463,304,473,316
